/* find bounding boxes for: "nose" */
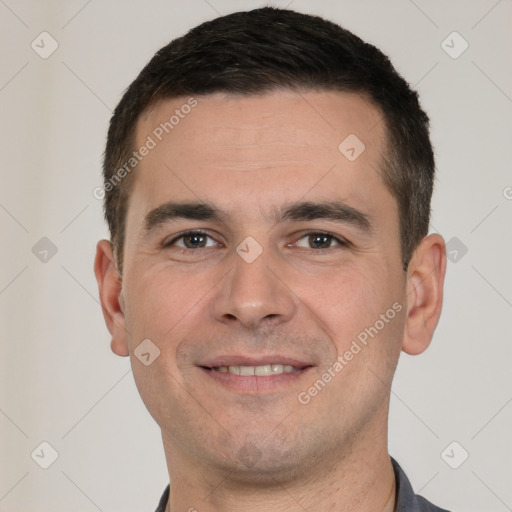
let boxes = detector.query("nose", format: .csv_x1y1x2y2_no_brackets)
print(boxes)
210,244,298,331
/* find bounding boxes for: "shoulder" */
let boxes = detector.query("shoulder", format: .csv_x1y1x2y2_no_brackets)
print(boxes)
391,457,451,512
154,484,169,512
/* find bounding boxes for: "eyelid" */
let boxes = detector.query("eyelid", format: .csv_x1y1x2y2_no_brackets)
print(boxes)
293,230,350,249
163,229,219,248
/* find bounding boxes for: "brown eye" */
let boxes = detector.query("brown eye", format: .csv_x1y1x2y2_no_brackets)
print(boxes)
295,232,347,250
165,231,216,250
182,232,208,249
308,233,333,249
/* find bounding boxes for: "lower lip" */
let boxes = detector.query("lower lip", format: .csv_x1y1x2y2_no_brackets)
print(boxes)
199,367,312,393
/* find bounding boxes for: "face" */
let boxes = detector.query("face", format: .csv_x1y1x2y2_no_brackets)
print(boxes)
102,91,412,482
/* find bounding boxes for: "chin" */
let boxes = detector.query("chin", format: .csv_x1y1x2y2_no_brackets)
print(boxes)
205,435,322,486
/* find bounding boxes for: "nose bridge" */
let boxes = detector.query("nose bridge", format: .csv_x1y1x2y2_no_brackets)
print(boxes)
212,239,296,329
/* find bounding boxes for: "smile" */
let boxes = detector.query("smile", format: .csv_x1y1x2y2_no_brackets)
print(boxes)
200,359,313,394
212,364,299,376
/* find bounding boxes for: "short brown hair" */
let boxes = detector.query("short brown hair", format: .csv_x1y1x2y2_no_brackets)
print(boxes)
103,7,435,273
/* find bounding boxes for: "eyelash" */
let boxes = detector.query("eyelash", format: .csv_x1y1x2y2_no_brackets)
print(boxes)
295,231,350,251
163,230,216,251
163,230,349,252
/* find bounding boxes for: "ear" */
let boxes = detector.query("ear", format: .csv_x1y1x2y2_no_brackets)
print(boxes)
94,240,129,357
402,233,447,355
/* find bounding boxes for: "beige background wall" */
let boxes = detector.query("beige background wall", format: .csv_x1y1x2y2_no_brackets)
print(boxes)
1,1,511,510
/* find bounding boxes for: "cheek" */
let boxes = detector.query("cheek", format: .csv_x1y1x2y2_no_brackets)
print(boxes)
336,265,405,378
299,259,406,385
122,266,211,405
124,269,207,428
297,264,392,342
124,266,203,341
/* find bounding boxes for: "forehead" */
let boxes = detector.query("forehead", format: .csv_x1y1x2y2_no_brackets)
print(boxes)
137,90,384,160
129,90,391,223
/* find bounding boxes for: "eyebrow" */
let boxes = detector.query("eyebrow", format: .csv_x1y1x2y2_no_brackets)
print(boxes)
277,200,372,233
143,200,373,234
144,202,223,232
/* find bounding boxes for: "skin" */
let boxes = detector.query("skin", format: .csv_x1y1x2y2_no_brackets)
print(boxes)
95,90,446,512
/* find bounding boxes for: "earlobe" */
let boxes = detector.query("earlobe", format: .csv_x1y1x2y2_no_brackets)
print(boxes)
402,234,447,356
94,240,129,357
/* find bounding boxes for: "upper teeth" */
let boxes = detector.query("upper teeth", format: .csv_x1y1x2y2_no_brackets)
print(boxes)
214,364,297,376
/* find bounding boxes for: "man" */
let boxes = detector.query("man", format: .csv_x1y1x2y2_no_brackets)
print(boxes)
94,7,448,512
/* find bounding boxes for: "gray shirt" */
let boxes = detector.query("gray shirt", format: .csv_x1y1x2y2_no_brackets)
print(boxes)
154,457,451,511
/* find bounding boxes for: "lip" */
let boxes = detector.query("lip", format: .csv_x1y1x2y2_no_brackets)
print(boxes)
197,355,314,394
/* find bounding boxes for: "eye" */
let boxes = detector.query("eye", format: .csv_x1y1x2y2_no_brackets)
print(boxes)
164,230,218,250
294,231,348,250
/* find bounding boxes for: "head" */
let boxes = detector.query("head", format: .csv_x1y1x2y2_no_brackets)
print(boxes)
95,7,446,487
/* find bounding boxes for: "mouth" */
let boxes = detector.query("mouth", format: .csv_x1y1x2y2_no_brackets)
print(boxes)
209,364,300,376
198,357,314,393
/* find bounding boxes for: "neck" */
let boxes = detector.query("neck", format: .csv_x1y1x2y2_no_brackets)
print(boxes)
162,432,396,512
